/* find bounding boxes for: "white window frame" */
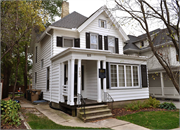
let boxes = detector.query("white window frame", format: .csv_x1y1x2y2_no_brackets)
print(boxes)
108,36,115,53
90,33,98,49
110,63,140,89
63,37,74,48
99,19,107,28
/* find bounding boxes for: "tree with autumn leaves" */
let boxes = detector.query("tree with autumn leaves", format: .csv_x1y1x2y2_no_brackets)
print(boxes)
1,0,63,99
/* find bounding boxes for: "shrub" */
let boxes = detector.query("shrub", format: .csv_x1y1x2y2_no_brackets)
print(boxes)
125,97,160,111
159,102,176,110
1,99,21,126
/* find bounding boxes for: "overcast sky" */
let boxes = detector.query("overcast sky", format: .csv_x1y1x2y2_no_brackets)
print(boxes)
63,0,161,36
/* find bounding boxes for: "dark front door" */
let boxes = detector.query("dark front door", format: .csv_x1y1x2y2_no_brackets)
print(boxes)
74,65,84,96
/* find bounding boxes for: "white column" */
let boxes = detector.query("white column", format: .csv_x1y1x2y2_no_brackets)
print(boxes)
103,61,107,102
67,60,71,105
160,72,164,96
77,59,81,105
97,60,102,102
60,63,64,102
70,59,75,105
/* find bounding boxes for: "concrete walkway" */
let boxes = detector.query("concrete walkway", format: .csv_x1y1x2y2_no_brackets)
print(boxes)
19,98,149,130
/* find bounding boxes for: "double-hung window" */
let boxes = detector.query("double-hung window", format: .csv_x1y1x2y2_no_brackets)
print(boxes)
108,36,115,53
110,64,139,88
64,38,73,47
90,33,98,49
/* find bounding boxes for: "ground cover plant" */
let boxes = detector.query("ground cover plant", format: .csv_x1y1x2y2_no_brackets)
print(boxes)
1,100,21,126
117,111,179,129
25,112,110,129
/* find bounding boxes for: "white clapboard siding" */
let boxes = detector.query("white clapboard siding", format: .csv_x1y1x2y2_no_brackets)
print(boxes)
79,12,124,54
107,88,149,101
85,60,98,100
51,63,60,103
52,29,79,56
32,36,51,101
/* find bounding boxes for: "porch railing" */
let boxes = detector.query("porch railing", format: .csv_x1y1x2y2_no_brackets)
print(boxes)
77,93,86,120
62,85,68,96
104,92,114,112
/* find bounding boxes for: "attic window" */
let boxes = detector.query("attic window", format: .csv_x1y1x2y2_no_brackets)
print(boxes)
99,19,107,28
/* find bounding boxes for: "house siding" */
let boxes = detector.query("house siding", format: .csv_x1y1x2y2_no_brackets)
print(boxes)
32,35,51,101
79,12,124,54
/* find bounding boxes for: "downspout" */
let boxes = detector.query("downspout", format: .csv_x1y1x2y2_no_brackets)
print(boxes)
46,32,53,102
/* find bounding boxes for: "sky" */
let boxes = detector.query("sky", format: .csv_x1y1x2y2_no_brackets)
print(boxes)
60,0,162,36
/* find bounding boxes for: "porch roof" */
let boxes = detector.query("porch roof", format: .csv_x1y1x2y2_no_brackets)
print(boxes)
50,47,147,61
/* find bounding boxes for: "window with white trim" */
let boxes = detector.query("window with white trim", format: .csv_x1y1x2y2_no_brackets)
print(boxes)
90,33,98,49
99,19,107,28
110,64,139,88
64,38,73,47
108,37,115,53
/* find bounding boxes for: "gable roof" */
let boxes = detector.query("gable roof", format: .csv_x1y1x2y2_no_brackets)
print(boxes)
51,11,87,29
77,5,129,41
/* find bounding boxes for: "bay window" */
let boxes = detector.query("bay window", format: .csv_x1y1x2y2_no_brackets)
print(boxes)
110,64,140,88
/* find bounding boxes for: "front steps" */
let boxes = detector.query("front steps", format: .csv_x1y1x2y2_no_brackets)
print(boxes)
77,104,113,122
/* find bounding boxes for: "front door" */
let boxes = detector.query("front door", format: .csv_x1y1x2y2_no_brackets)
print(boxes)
74,65,84,96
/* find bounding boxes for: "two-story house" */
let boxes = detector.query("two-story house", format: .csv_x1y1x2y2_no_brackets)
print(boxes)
124,28,179,100
31,2,149,119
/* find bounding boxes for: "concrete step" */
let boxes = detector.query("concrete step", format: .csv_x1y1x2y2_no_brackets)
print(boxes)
81,113,113,122
79,109,111,115
77,105,108,112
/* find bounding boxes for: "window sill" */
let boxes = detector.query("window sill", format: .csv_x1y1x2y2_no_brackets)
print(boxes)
109,87,142,90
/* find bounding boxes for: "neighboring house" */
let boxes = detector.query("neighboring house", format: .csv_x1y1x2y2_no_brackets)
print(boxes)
31,2,149,116
124,28,180,100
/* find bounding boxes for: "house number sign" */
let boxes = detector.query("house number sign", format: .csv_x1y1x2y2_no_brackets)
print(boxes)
99,69,106,78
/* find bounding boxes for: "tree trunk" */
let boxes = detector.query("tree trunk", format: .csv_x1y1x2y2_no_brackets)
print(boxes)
24,44,28,90
2,64,11,99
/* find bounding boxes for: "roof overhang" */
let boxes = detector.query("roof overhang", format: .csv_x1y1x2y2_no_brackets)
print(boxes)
50,47,147,61
38,26,78,42
148,66,180,73
77,5,129,42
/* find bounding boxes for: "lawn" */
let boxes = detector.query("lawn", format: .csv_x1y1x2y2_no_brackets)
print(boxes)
117,111,179,129
26,113,110,129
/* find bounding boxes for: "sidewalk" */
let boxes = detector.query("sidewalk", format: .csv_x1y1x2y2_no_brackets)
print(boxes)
19,98,149,130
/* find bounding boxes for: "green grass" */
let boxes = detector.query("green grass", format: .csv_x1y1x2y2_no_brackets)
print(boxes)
117,111,179,129
26,113,110,129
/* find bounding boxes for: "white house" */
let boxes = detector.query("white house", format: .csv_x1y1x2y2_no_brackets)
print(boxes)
124,28,180,100
31,2,149,118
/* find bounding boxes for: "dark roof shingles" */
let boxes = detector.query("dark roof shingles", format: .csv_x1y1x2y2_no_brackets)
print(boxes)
51,11,87,29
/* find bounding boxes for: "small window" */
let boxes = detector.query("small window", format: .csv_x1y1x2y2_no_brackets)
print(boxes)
64,39,73,47
35,72,37,84
35,46,37,63
90,33,98,49
108,36,115,53
47,67,50,91
41,59,44,68
99,19,106,28
141,41,144,47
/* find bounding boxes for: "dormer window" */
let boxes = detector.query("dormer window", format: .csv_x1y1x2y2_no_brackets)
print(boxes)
99,19,107,28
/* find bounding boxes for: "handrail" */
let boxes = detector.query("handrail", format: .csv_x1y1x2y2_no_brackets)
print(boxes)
104,92,114,112
77,93,86,120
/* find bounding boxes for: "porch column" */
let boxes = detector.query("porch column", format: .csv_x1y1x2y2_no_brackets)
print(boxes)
160,72,164,96
77,59,81,105
103,61,107,102
67,60,71,105
60,62,64,102
70,59,75,105
97,60,102,102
